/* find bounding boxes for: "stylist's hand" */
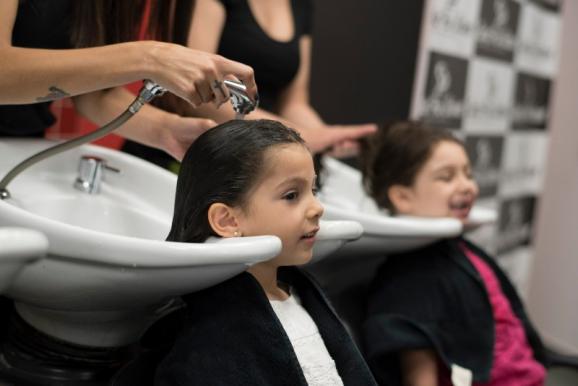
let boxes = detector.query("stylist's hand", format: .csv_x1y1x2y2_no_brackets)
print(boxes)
160,114,217,160
146,42,257,108
301,123,377,157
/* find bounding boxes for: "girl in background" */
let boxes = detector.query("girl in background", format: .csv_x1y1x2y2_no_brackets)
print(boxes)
154,119,376,385
360,121,547,386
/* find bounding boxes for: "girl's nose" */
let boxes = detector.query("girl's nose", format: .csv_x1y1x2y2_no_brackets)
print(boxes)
460,174,479,195
308,197,324,219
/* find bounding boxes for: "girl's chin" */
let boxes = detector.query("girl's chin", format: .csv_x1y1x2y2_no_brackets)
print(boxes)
283,251,313,267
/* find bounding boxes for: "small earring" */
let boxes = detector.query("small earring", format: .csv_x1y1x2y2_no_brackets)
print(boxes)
233,231,240,237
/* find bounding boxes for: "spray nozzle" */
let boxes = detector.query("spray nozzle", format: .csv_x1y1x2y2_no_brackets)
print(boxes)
223,79,259,119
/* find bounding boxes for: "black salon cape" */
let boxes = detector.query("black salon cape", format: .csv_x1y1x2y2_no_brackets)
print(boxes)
363,237,547,385
154,267,377,386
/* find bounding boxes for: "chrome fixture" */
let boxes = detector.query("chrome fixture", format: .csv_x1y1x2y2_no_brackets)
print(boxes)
223,79,259,119
74,155,120,194
0,81,165,200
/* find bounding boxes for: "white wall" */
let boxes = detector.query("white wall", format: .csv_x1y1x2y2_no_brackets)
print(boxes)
527,0,578,355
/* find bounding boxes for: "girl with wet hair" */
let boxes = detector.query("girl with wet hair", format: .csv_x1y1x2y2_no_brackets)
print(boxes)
360,121,547,386
156,119,376,385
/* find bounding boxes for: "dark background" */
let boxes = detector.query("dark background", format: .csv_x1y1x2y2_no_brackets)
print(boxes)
310,0,425,125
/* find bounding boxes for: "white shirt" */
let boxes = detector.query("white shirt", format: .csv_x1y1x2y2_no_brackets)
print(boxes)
270,293,344,386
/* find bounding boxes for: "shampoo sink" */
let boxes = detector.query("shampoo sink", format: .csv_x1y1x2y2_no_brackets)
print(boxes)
0,140,282,348
0,227,47,294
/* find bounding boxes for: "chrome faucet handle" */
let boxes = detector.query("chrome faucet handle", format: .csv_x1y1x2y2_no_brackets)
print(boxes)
223,79,259,119
0,80,164,200
129,80,167,114
74,155,119,194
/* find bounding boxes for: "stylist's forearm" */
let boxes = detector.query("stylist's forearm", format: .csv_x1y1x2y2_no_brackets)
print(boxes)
73,87,172,150
0,42,156,104
279,102,325,129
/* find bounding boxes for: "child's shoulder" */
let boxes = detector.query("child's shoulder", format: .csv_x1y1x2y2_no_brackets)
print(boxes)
383,238,455,268
181,271,264,313
370,239,454,290
460,237,494,258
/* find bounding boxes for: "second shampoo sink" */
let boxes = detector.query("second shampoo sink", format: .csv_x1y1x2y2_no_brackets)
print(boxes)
319,156,497,257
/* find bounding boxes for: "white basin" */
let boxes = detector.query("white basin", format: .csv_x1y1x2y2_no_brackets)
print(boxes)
0,140,283,347
0,140,362,347
311,220,363,263
319,157,496,256
465,205,498,231
0,227,48,293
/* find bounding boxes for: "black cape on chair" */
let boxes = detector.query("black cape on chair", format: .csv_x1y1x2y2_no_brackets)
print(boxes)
363,237,547,385
154,267,377,385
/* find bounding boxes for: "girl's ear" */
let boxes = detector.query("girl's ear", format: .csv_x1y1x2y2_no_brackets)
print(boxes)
207,203,241,238
388,185,414,215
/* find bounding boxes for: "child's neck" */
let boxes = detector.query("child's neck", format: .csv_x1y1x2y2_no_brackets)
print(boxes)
247,263,290,301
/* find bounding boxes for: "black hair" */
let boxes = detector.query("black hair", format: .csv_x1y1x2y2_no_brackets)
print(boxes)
71,0,194,48
71,0,196,116
360,120,463,213
167,119,306,243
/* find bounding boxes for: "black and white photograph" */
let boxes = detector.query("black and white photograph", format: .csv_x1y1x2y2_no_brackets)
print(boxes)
421,51,469,128
512,72,551,129
496,195,537,253
515,1,562,76
476,0,520,62
463,58,514,131
465,135,504,197
428,0,480,57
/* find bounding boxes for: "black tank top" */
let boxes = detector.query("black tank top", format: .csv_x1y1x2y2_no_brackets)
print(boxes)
217,0,312,112
0,0,73,137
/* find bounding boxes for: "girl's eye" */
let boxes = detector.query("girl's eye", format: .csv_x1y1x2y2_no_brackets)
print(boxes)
437,174,453,182
283,191,299,201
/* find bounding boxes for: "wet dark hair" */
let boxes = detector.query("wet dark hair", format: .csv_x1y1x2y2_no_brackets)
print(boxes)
167,119,306,243
360,120,463,213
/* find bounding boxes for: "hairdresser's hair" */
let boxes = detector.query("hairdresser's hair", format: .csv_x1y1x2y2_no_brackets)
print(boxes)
71,0,194,47
360,120,463,213
71,0,196,120
167,119,306,243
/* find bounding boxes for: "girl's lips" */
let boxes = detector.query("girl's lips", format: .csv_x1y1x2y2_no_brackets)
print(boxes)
301,227,319,238
300,228,319,244
300,236,317,245
450,202,473,219
449,197,475,220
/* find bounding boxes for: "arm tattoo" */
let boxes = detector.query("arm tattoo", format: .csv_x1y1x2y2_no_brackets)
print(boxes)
36,86,70,102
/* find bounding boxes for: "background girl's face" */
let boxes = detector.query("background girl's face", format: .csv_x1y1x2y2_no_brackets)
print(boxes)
236,144,323,266
393,140,479,222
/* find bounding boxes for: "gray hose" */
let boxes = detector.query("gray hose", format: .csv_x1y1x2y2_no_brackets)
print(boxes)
0,81,165,200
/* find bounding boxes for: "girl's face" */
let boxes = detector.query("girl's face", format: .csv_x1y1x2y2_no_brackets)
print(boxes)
236,144,323,266
392,140,479,222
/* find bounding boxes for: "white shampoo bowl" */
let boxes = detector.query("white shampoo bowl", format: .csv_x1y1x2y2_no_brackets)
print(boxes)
0,140,283,347
0,227,48,293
